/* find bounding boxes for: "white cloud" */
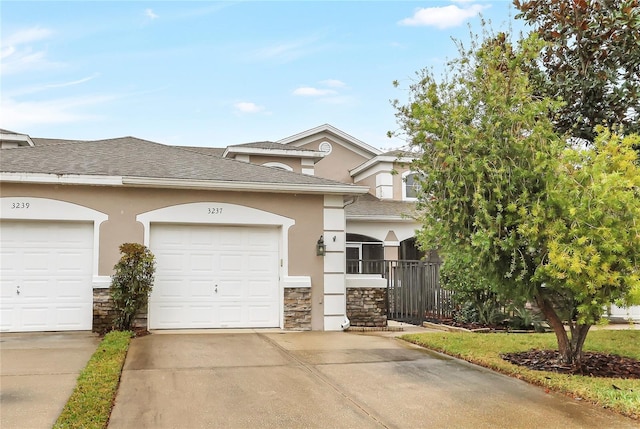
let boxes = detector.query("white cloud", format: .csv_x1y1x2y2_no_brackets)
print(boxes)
399,4,489,29
5,74,101,98
145,8,159,20
0,94,118,128
252,36,322,63
1,27,53,48
292,87,338,97
0,27,60,75
233,101,265,114
320,79,347,88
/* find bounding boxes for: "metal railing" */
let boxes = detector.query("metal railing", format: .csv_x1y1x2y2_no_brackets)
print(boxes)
347,259,452,325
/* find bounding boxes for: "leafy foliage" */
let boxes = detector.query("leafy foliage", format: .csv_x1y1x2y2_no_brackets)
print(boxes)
539,129,640,320
392,27,640,365
110,243,155,331
514,0,640,143
440,247,505,325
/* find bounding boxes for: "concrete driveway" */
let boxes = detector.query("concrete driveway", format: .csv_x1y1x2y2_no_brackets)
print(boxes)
0,331,100,429
108,329,637,429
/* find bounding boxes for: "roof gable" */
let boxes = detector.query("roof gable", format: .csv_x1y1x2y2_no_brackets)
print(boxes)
277,124,382,158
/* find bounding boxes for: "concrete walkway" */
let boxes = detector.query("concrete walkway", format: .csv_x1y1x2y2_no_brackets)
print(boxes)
108,329,638,429
0,331,100,429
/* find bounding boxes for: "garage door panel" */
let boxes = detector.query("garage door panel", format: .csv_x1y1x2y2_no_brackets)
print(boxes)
149,224,279,329
190,305,217,324
248,254,277,273
153,280,187,300
190,281,214,299
219,305,243,325
248,305,277,324
248,280,276,298
219,254,243,272
0,221,93,332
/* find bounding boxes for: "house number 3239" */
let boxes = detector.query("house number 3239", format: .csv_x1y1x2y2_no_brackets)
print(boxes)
11,202,30,209
208,207,223,214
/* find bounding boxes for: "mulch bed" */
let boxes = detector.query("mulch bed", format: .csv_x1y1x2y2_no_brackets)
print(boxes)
501,349,640,379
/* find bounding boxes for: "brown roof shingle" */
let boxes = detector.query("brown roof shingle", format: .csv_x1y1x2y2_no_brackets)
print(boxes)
0,136,362,189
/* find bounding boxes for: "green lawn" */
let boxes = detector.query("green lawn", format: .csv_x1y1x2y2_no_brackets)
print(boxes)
401,330,640,420
54,331,132,429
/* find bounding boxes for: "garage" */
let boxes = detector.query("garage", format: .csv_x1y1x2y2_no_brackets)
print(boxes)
0,220,94,332
148,224,280,329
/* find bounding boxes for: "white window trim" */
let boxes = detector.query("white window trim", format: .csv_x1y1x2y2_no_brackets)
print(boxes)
262,162,293,172
402,170,419,201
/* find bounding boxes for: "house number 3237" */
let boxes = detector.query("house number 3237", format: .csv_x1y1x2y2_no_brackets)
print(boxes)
208,207,223,214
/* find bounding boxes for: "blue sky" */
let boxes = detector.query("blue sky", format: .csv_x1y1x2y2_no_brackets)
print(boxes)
1,1,524,149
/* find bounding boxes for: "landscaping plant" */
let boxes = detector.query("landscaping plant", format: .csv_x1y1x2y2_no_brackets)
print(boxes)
391,27,640,366
110,243,155,331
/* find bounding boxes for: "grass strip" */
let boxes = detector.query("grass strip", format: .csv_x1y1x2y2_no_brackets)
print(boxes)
401,330,640,420
54,330,133,429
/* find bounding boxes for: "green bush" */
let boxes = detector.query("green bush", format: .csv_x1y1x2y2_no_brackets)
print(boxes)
110,243,155,331
440,246,506,325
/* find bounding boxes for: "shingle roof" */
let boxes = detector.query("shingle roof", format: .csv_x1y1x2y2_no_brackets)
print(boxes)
379,149,417,158
179,146,226,157
0,136,364,189
346,193,417,219
31,137,88,146
229,141,305,151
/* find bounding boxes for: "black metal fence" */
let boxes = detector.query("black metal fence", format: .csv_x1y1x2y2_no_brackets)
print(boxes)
347,259,453,325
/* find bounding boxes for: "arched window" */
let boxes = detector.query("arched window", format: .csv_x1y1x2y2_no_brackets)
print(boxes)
262,162,293,172
402,171,420,201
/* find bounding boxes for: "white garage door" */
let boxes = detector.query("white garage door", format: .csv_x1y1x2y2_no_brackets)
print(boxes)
149,224,280,329
0,221,94,332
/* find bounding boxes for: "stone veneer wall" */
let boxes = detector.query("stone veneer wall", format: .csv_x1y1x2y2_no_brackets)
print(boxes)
92,288,148,334
283,287,312,330
346,287,387,327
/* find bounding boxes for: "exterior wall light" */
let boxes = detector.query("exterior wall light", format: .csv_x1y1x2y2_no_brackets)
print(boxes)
316,236,326,256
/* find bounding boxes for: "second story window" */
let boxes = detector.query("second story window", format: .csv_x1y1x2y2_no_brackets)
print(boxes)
403,171,420,201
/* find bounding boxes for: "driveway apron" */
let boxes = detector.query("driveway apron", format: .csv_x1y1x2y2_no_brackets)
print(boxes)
108,330,637,429
0,331,100,429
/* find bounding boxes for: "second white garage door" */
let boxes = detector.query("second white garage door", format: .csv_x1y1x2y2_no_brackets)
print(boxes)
149,224,280,329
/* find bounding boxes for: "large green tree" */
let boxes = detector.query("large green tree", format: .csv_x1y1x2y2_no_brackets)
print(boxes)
514,0,640,143
393,31,640,366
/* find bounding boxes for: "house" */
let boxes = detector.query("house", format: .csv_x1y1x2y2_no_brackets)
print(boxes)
0,125,426,333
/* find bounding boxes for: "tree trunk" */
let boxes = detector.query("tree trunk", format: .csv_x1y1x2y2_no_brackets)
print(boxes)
535,293,571,362
534,293,591,367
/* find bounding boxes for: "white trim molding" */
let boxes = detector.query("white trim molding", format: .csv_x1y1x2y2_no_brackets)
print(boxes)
323,195,347,331
262,162,294,172
402,170,419,201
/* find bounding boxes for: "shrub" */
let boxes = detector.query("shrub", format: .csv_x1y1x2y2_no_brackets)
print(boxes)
110,243,155,331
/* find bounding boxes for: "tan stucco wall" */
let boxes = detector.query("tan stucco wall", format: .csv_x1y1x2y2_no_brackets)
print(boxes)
1,183,327,328
392,163,412,201
248,155,302,174
297,137,369,184
354,174,377,197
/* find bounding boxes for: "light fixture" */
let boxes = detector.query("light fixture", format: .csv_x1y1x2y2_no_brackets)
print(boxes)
316,236,326,256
